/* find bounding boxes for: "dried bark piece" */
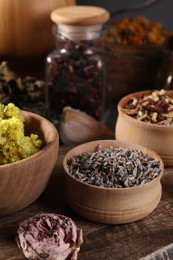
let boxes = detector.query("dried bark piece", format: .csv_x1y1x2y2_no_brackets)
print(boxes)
121,107,139,115
166,95,173,104
162,111,173,117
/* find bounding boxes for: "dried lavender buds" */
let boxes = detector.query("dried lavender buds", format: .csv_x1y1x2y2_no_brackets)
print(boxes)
67,145,160,188
123,89,173,125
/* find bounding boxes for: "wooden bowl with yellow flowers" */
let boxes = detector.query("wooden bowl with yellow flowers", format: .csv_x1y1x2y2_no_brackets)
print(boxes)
115,89,173,166
0,103,59,215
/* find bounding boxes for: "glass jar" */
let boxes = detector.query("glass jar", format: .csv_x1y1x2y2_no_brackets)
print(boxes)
154,49,173,90
45,6,110,127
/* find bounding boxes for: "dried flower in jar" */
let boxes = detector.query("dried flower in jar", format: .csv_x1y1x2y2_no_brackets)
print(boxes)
123,89,173,125
46,40,105,124
46,6,110,126
67,145,160,188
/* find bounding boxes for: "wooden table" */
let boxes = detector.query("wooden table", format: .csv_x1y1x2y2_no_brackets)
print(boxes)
0,145,173,260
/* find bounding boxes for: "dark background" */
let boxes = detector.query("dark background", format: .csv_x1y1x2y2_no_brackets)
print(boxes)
76,0,173,31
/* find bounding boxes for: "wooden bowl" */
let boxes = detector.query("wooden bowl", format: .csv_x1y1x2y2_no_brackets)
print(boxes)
0,111,59,215
106,44,165,101
115,90,173,166
63,140,163,224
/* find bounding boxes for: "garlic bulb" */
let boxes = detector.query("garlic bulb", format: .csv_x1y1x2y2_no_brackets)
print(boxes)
59,106,114,146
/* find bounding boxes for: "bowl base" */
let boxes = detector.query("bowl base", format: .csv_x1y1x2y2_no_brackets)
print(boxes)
65,190,161,224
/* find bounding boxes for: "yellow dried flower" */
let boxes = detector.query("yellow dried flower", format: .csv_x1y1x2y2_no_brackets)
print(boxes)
0,103,42,165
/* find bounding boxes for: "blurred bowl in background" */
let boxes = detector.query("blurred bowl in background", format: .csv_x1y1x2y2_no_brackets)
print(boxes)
106,44,165,101
104,15,172,101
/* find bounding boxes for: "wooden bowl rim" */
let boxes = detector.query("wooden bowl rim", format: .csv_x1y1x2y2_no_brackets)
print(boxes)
63,139,164,192
0,110,59,169
105,42,167,51
118,89,173,130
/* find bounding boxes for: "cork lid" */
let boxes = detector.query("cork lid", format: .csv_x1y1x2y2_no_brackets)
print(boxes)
50,5,110,26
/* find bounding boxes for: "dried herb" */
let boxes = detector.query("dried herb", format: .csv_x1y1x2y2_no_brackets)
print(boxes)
123,89,173,125
104,15,167,45
46,39,105,125
0,62,45,115
67,145,160,188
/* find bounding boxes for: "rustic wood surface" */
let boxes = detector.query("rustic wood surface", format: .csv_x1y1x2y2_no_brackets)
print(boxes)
0,145,173,260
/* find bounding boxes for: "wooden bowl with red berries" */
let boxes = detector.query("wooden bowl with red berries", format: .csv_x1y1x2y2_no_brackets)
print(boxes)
115,89,173,166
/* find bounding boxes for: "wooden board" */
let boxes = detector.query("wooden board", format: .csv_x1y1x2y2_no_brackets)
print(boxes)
0,145,173,260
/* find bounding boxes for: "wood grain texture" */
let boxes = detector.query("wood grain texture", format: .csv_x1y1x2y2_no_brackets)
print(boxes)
0,0,76,56
0,145,173,260
50,6,110,25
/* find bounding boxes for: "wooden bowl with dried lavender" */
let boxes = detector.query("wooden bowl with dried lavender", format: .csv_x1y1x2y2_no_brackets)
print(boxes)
63,139,163,224
115,89,173,166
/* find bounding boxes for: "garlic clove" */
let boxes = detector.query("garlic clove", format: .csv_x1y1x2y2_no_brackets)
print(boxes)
59,106,114,146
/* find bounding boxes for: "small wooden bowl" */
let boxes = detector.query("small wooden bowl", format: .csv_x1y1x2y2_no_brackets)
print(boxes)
63,140,163,224
0,111,59,215
115,90,173,166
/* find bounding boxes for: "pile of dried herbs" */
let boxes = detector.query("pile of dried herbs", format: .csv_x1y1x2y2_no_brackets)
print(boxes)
0,61,45,115
104,15,167,45
67,145,160,188
123,89,173,126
